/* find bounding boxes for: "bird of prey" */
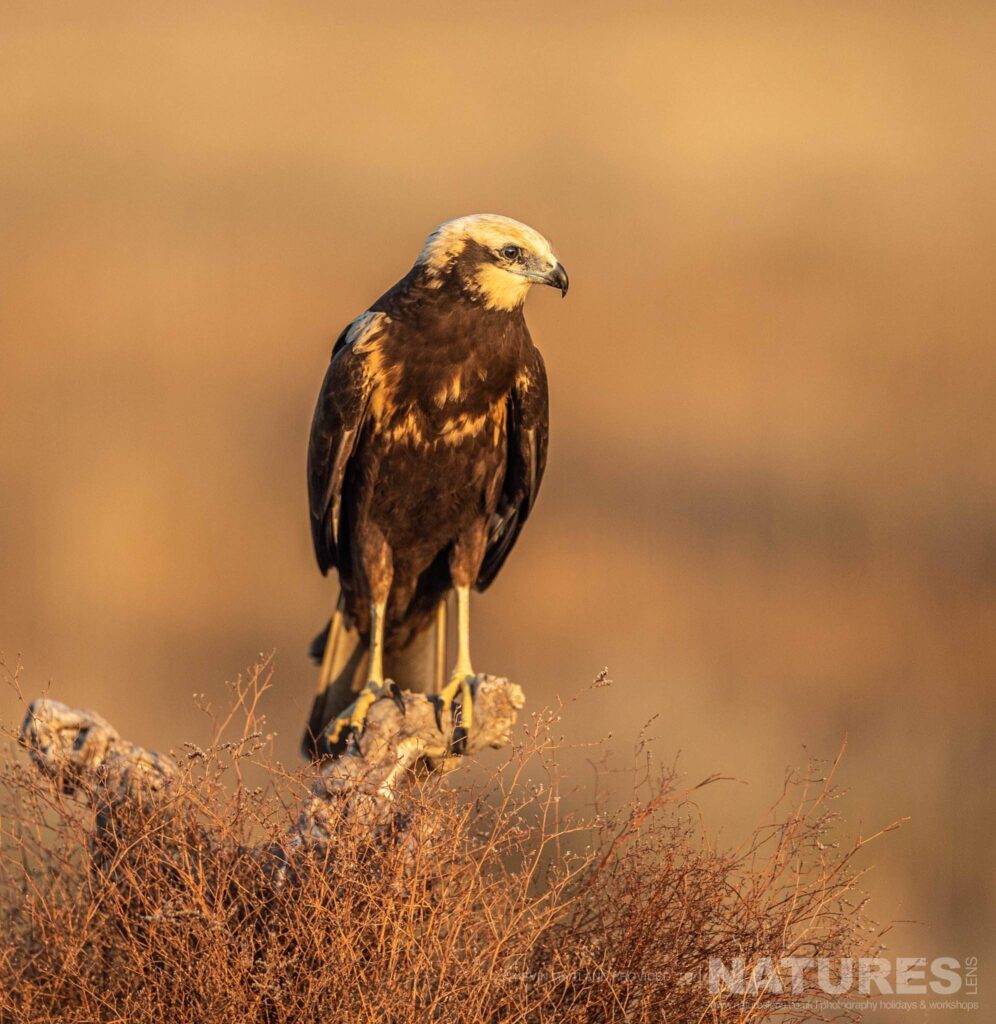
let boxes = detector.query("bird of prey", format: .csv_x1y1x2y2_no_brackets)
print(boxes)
304,214,566,757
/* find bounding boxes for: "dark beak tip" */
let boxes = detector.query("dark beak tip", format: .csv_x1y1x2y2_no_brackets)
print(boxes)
552,263,569,298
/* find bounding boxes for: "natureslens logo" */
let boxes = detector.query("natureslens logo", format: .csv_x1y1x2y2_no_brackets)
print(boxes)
708,955,978,999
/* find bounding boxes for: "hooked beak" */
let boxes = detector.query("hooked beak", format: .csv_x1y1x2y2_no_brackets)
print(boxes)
544,261,569,297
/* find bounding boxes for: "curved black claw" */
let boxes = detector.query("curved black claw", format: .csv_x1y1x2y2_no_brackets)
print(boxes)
450,700,468,755
389,681,406,717
317,725,350,760
432,696,444,733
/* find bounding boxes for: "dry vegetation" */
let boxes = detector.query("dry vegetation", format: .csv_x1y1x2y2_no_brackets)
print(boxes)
0,666,893,1023
1,3,993,963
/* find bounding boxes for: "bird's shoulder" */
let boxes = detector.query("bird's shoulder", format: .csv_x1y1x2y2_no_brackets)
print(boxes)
367,266,428,320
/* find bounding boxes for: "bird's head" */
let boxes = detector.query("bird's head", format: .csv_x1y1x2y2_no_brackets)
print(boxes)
417,213,569,311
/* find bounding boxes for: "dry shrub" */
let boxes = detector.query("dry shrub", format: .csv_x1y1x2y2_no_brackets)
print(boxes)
0,670,892,1023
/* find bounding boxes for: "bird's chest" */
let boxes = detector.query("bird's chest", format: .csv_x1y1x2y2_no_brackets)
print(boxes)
357,357,510,527
370,391,509,471
372,346,515,451
355,389,508,547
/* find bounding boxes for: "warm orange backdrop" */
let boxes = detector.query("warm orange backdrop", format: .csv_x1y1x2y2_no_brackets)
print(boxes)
1,1,993,983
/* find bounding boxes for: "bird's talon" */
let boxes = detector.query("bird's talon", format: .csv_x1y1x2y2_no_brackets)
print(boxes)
389,681,406,716
433,672,477,751
451,723,469,756
322,679,391,755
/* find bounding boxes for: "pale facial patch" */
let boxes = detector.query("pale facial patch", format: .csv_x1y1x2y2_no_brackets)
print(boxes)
471,264,534,311
418,213,559,310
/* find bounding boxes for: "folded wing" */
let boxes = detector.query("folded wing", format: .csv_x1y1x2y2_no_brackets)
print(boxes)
476,345,549,590
307,313,384,575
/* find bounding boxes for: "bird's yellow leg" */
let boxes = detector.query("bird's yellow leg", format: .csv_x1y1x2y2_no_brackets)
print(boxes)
436,585,475,734
433,598,447,696
326,597,400,746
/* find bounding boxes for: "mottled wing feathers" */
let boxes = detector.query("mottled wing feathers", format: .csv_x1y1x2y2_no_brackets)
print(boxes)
308,314,384,574
476,346,549,590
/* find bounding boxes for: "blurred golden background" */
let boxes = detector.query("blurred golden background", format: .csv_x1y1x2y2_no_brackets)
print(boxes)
1,0,993,988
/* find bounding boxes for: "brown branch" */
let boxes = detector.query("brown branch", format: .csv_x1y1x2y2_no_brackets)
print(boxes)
19,675,525,851
295,675,524,841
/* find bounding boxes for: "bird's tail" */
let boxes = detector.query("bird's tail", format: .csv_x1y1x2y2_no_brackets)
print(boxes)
302,595,447,760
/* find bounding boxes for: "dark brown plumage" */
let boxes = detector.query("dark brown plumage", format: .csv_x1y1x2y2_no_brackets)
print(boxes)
304,214,565,756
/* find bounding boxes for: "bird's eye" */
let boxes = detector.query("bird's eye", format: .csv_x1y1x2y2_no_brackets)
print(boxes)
500,245,521,261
